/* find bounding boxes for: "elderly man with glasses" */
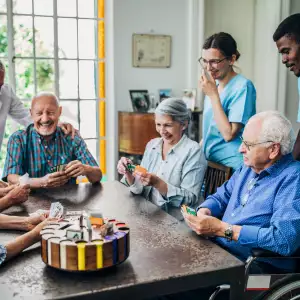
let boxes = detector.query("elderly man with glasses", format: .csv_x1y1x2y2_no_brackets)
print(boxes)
184,111,300,264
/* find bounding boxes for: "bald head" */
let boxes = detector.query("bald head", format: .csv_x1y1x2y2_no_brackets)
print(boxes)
30,92,62,136
31,92,60,109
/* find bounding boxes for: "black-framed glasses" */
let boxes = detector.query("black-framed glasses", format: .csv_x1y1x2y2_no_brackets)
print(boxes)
240,136,274,151
198,57,228,68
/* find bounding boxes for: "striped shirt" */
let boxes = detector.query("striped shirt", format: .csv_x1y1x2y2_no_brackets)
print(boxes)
2,124,98,183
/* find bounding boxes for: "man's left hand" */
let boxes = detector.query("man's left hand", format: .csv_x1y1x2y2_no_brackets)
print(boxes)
183,213,222,236
65,160,86,177
58,122,76,139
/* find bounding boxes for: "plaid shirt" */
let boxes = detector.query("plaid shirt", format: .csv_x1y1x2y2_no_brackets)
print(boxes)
0,244,6,266
2,124,98,183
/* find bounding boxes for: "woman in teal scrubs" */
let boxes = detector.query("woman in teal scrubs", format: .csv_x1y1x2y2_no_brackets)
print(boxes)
199,32,256,171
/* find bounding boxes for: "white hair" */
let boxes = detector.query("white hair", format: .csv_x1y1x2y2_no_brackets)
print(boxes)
155,98,190,124
252,111,295,155
32,91,60,106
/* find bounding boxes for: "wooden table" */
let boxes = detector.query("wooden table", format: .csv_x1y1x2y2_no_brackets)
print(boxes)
0,181,244,300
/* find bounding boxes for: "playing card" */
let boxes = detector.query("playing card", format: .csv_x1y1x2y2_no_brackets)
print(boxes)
49,202,65,218
19,173,30,185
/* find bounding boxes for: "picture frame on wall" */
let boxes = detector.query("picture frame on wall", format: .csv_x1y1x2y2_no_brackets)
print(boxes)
159,89,172,102
129,90,150,112
132,34,172,68
182,88,196,111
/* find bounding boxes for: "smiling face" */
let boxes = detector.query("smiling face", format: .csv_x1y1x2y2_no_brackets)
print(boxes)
201,48,234,80
155,114,186,146
30,95,62,136
276,35,300,77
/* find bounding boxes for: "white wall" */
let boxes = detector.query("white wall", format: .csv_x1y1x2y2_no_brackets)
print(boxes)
204,0,255,81
285,0,300,132
114,0,191,112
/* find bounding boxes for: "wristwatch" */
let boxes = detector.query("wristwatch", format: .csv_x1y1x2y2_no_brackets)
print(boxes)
224,224,233,241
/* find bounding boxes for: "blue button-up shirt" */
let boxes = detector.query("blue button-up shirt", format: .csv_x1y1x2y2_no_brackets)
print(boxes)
199,153,300,261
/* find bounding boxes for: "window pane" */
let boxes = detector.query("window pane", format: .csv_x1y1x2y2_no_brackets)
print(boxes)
78,19,95,59
35,17,54,57
0,15,7,57
13,0,32,14
34,0,53,16
36,59,55,93
78,0,95,18
85,139,98,163
15,59,34,99
57,0,76,17
14,16,33,57
0,0,6,13
59,60,78,99
79,100,96,138
58,18,77,58
79,61,95,99
60,100,79,129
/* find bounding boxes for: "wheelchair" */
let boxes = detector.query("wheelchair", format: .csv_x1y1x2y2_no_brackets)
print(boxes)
209,248,300,300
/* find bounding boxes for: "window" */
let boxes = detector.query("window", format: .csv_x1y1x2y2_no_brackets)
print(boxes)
0,0,105,172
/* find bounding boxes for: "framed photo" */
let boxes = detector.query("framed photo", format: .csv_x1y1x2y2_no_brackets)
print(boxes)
159,89,172,102
182,89,196,111
132,34,172,68
129,90,150,112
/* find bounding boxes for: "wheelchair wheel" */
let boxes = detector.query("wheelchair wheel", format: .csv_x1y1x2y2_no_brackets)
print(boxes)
263,280,300,300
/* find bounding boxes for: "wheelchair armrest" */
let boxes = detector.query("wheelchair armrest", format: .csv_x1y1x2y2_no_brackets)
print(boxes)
251,248,283,258
251,248,300,258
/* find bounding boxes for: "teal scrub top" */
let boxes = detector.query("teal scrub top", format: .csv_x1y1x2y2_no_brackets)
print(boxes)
202,74,256,171
297,77,300,122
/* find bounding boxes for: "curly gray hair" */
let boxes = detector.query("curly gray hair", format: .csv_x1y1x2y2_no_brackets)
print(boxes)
253,111,295,155
155,98,190,124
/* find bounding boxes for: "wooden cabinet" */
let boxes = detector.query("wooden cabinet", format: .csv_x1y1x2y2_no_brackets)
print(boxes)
118,112,159,155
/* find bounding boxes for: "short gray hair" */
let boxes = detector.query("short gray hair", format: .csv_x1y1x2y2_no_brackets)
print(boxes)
253,111,295,155
155,98,190,124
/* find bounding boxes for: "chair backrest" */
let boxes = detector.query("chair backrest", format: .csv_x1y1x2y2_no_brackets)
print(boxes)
204,161,232,198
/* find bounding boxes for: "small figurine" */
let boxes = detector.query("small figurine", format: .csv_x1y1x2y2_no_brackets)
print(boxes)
99,222,114,237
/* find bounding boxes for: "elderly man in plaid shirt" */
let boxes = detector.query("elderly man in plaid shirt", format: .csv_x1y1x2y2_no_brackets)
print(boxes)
2,92,102,188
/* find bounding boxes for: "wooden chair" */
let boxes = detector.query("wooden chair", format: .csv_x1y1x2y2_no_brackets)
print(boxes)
204,161,232,198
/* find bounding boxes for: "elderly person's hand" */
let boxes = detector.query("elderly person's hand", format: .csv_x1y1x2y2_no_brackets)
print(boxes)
58,122,77,139
117,157,133,175
40,172,69,188
183,212,222,236
0,180,8,188
0,185,15,197
199,70,218,98
6,184,30,205
138,172,160,187
65,160,86,178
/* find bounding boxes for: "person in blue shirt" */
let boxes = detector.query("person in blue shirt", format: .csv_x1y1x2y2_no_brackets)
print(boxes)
183,111,300,263
117,98,207,220
199,32,256,171
273,14,300,160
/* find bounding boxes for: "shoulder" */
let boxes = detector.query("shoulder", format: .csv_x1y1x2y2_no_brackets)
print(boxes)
145,137,162,150
232,74,256,91
58,128,85,147
9,129,27,144
280,160,300,179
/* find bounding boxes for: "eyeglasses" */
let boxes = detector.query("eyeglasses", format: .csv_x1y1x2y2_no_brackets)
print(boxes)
240,136,274,151
198,57,228,68
241,177,258,206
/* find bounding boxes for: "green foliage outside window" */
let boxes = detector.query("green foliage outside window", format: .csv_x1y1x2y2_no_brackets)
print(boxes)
0,22,54,170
